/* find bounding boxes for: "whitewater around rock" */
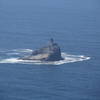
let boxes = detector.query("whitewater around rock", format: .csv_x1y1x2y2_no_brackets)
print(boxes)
0,49,90,65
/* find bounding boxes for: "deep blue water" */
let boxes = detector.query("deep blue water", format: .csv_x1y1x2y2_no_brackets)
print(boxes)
0,0,100,100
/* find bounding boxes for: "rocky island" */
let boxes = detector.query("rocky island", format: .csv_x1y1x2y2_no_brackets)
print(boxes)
21,39,63,61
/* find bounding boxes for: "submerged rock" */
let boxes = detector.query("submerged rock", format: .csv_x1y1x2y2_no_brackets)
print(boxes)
22,39,63,61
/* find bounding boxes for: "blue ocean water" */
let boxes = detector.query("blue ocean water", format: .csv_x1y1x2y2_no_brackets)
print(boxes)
0,0,100,100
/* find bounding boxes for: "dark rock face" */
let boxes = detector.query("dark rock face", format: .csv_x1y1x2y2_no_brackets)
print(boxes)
22,39,63,61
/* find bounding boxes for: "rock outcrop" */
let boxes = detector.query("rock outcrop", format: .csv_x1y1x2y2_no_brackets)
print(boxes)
22,39,63,61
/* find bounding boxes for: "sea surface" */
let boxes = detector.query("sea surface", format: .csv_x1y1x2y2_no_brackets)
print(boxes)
0,0,100,100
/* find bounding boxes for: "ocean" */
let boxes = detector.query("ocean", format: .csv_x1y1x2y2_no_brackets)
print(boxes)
0,0,100,100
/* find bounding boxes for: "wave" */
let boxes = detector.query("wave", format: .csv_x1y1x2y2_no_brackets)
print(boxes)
0,49,90,65
0,49,33,53
11,49,33,53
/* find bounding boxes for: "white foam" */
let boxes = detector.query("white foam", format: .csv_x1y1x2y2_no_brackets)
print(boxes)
12,49,33,53
0,58,23,63
0,51,91,65
6,53,20,55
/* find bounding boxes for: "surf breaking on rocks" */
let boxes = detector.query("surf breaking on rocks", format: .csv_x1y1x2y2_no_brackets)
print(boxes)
0,49,90,65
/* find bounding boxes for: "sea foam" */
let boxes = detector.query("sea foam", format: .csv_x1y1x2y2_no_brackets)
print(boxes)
0,49,90,65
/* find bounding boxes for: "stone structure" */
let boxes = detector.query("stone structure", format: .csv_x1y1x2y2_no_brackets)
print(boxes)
22,39,63,61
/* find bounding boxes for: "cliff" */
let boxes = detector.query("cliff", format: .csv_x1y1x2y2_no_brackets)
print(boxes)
22,39,63,61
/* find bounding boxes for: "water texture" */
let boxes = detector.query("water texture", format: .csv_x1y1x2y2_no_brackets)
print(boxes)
0,0,100,100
